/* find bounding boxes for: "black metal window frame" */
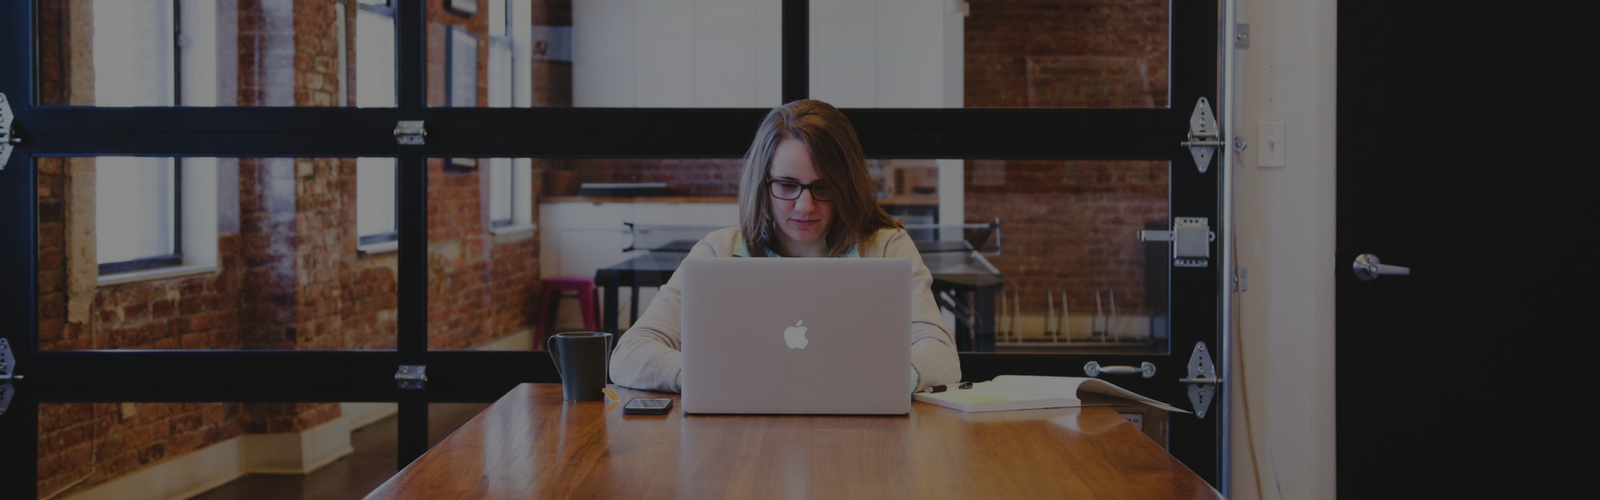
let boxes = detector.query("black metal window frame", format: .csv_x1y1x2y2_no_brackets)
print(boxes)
0,1,1222,495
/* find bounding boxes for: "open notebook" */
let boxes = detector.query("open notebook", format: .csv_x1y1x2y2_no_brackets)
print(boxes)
913,375,1187,413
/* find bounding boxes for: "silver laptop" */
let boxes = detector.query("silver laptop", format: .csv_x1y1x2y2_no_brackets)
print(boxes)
679,257,912,415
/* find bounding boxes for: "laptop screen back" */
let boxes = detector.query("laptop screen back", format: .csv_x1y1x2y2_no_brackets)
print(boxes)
678,257,912,414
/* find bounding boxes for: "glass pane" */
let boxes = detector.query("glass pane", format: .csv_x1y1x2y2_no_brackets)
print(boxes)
356,3,398,108
35,0,392,107
439,157,1166,355
810,0,1169,109
429,0,783,108
357,158,397,241
35,157,400,350
96,158,176,264
425,158,549,350
538,158,743,343
90,0,175,106
963,159,1170,354
489,159,515,225
37,401,398,500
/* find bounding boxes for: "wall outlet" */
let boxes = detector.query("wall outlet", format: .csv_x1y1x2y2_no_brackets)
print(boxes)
1258,121,1286,168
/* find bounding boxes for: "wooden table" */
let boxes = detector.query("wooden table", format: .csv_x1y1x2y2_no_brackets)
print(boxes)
364,384,1222,500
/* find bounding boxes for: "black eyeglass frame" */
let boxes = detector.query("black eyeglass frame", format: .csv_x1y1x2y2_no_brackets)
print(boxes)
767,178,836,201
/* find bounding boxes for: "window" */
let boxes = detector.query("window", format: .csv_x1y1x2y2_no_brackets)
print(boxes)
94,158,220,285
485,0,535,234
357,159,399,248
96,159,180,273
356,2,399,250
489,160,514,227
92,0,219,281
92,0,174,273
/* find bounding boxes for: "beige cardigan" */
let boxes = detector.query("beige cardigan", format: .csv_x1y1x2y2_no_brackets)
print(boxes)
608,227,962,393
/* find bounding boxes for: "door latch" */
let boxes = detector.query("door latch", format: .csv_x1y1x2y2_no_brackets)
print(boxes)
1084,361,1156,378
1178,342,1221,418
1,93,17,171
1138,217,1215,268
1180,97,1224,173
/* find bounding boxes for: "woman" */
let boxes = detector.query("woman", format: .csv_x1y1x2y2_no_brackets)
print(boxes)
608,99,961,393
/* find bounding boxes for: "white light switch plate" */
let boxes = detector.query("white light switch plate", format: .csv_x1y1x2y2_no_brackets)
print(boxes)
1258,121,1285,167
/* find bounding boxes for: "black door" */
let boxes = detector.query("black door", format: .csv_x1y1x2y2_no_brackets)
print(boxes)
1337,2,1593,497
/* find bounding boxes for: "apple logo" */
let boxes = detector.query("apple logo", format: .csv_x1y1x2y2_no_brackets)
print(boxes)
783,320,809,349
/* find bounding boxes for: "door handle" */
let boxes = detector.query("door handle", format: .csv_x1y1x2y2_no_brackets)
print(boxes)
1353,253,1410,281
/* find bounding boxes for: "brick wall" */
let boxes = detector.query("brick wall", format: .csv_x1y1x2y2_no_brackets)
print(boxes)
33,1,544,496
965,0,1169,108
426,3,546,350
37,161,254,496
962,0,1169,319
966,160,1167,318
531,1,572,107
37,402,246,498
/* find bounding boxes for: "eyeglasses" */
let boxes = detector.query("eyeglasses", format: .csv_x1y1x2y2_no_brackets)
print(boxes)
767,179,836,202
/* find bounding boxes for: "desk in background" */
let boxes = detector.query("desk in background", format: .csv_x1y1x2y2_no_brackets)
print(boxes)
593,240,1001,351
363,384,1222,500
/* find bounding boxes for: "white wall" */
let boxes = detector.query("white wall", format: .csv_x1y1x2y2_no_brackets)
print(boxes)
573,0,967,225
574,0,960,109
572,0,784,107
1229,0,1337,499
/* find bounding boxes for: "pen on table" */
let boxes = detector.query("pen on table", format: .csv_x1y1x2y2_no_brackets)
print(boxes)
919,381,973,393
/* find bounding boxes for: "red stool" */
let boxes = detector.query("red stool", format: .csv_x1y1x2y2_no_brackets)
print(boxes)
538,276,598,346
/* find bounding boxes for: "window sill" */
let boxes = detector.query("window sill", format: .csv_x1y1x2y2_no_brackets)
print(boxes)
98,263,219,287
358,241,400,255
489,223,537,236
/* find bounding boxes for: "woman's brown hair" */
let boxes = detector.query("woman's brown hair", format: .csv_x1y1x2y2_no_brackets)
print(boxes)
738,100,899,257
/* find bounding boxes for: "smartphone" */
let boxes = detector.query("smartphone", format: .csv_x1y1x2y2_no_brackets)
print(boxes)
622,397,674,415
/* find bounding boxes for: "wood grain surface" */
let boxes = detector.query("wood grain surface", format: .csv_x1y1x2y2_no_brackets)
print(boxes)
364,384,1221,500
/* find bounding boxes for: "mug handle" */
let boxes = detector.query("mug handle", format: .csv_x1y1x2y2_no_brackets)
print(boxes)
546,334,561,377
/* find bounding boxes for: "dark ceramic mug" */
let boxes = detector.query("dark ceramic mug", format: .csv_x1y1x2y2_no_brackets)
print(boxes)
547,332,613,401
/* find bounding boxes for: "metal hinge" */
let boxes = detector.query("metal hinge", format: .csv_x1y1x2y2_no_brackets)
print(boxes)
395,365,427,390
1178,342,1221,419
1235,23,1251,49
394,120,426,145
1,93,17,171
1180,97,1223,173
1138,217,1215,268
1,338,19,416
